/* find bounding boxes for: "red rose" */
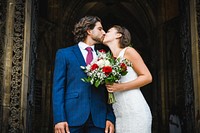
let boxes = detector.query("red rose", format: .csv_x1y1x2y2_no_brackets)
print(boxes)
102,66,112,76
98,49,106,53
120,63,127,71
91,64,99,70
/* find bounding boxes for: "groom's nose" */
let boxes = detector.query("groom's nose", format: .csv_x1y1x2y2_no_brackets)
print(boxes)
102,30,106,35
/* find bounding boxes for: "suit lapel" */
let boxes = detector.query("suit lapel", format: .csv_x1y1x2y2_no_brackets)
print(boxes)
73,45,86,66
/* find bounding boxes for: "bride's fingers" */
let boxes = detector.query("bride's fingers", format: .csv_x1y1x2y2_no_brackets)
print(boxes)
107,87,113,92
106,84,111,87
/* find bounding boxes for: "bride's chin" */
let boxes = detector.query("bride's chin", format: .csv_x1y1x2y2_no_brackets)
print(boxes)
102,40,107,44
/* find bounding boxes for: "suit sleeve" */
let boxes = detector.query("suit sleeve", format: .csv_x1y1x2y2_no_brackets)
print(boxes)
52,50,67,125
106,92,116,124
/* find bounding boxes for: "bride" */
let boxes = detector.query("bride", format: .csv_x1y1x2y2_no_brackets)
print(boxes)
103,25,152,133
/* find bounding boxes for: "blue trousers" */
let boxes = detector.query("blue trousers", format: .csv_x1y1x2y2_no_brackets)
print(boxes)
69,114,104,133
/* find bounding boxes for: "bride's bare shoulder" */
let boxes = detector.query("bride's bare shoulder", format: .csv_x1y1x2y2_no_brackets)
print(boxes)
125,47,139,56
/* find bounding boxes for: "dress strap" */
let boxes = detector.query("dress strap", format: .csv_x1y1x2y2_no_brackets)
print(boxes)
118,47,128,58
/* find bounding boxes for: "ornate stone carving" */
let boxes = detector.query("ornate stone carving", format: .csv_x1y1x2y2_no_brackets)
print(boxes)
8,0,25,132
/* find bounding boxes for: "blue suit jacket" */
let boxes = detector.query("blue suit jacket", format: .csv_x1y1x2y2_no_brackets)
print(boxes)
52,44,115,128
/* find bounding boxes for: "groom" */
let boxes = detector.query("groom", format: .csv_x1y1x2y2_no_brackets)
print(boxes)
52,16,115,133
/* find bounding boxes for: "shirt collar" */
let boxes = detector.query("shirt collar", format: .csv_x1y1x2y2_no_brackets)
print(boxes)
78,42,95,51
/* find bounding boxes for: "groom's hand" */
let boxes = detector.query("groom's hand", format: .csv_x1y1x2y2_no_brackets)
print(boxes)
54,122,70,133
105,120,114,133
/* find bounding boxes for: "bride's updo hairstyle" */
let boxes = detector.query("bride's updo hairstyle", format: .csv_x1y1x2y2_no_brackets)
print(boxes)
112,25,131,48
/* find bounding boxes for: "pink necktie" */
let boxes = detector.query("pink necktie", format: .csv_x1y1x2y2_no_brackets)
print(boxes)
85,47,93,65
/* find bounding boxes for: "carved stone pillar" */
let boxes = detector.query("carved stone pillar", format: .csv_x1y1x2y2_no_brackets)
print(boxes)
0,0,8,132
2,0,17,132
0,0,31,132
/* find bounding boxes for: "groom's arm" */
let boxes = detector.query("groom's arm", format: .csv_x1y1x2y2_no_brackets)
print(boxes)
52,49,67,125
105,86,115,124
106,98,115,133
106,102,115,124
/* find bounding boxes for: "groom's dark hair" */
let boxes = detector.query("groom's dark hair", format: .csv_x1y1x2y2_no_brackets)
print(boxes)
73,16,101,43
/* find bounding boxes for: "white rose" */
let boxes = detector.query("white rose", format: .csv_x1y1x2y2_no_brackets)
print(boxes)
104,60,110,66
97,59,104,67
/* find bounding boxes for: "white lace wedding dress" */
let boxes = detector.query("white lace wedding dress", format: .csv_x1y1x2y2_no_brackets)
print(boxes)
113,48,152,133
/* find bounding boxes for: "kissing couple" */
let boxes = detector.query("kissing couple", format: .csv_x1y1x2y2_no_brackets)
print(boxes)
52,15,152,133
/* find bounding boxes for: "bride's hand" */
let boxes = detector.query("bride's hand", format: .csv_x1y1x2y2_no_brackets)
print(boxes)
106,83,124,92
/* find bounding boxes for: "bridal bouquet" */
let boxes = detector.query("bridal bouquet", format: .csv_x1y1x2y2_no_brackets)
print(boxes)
81,49,131,104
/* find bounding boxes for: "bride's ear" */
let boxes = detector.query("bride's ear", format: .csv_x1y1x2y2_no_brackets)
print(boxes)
116,33,122,39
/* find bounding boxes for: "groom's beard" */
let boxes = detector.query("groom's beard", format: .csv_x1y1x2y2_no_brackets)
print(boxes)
93,36,105,44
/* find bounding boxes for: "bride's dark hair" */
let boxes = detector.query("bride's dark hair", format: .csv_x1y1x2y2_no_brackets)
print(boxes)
112,25,131,48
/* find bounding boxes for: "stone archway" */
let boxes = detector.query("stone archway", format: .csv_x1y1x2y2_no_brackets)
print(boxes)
36,0,164,132
34,0,198,132
0,0,199,133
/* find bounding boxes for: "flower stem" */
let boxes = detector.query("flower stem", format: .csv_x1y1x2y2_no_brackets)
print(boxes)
108,92,116,104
